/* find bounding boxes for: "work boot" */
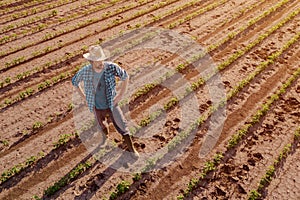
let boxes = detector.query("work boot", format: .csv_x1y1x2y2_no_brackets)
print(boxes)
123,134,139,159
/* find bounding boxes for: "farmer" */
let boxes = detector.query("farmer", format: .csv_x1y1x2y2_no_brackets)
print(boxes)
71,45,139,158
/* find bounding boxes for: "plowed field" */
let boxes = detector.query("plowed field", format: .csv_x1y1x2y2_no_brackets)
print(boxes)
0,0,299,199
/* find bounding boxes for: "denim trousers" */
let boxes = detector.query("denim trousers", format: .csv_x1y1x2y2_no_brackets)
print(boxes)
94,106,130,136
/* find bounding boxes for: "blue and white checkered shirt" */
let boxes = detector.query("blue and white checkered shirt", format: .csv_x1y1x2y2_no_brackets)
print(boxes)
72,62,128,112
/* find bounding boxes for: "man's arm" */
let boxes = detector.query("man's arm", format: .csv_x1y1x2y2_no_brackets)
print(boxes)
76,84,86,100
114,75,129,105
72,66,86,101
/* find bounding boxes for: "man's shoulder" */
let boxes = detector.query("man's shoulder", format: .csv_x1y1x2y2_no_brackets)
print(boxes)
78,64,92,73
82,63,92,70
104,62,118,72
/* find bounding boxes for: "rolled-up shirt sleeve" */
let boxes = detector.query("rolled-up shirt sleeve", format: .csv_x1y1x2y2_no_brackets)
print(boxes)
72,68,84,87
113,63,128,81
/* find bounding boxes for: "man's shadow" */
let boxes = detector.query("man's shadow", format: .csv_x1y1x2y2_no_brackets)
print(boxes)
43,121,138,200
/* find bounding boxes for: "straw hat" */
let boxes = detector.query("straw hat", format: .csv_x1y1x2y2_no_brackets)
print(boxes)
83,45,108,61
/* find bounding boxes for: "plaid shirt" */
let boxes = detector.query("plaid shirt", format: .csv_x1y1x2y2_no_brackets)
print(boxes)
72,62,128,112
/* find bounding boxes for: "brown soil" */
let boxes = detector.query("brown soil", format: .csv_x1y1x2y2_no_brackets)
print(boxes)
0,0,299,199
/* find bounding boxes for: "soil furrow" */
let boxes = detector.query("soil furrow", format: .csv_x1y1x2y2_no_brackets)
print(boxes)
0,0,102,35
0,108,75,173
154,0,226,28
0,81,72,148
3,0,216,109
216,13,300,95
196,0,270,42
192,63,300,199
1,0,297,145
0,0,156,65
0,0,143,49
0,142,89,200
211,0,300,60
49,104,184,199
198,0,297,47
0,0,185,81
0,0,25,10
0,0,78,24
265,138,300,200
1,0,292,109
0,0,299,199
127,26,300,200
2,0,297,155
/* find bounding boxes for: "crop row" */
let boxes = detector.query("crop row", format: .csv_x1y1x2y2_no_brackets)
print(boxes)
0,0,77,22
38,118,113,198
0,0,143,58
0,0,23,8
0,0,183,73
0,0,290,158
0,10,58,34
0,102,74,151
0,63,82,109
130,0,293,102
0,129,78,186
0,0,112,35
118,0,292,110
177,33,300,199
0,0,148,48
201,0,269,37
104,14,300,200
0,0,153,47
1,0,293,145
0,152,45,185
24,20,299,200
2,1,297,198
1,0,224,67
129,4,300,144
248,127,300,200
1,0,295,120
167,0,227,29
206,0,292,52
0,0,217,102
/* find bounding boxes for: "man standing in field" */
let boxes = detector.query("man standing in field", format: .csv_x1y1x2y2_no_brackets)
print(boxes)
72,45,139,159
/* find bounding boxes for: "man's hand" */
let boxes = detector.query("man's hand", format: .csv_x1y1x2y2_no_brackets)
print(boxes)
75,85,87,106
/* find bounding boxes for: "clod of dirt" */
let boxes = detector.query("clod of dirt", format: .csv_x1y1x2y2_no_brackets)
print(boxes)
296,86,300,93
220,164,234,174
264,123,274,130
171,124,179,131
291,112,300,117
286,97,300,107
165,120,172,126
237,184,247,194
229,176,239,183
138,182,147,194
199,103,209,112
247,158,256,166
114,138,121,143
134,142,140,149
215,186,226,196
223,81,231,88
173,118,180,123
134,142,146,149
153,134,166,142
278,115,285,122
242,164,250,171
253,152,263,160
